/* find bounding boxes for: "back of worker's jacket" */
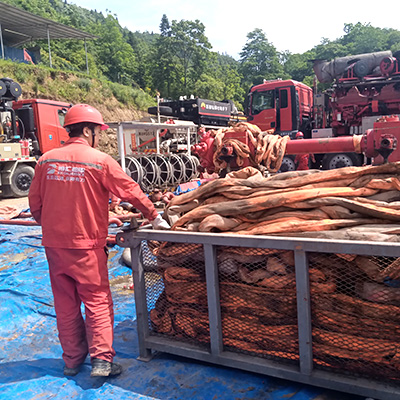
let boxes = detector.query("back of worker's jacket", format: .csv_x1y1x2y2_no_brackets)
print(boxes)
29,137,158,248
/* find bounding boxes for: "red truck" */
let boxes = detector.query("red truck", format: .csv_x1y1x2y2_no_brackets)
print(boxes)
246,79,313,135
245,50,400,170
0,78,71,197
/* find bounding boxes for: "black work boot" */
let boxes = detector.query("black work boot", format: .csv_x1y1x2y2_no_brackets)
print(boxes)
63,364,81,376
90,358,122,377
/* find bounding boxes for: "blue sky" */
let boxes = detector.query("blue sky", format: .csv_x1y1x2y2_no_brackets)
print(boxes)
71,0,400,59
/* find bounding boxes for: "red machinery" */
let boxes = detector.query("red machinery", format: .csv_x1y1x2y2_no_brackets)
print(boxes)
0,78,71,197
286,115,399,163
328,52,400,136
192,116,400,174
245,51,400,170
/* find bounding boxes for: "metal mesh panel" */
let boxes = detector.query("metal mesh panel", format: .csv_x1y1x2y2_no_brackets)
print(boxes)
140,238,400,384
217,246,299,365
310,252,400,383
143,240,210,348
122,228,400,399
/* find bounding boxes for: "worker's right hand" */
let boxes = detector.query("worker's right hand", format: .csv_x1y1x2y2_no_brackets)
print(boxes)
150,214,171,230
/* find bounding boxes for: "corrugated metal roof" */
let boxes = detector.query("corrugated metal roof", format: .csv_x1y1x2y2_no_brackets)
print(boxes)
0,1,97,47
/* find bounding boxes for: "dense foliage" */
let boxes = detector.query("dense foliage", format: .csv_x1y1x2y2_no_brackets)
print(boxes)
4,0,400,110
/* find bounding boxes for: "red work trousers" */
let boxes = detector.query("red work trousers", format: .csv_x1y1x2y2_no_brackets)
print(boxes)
45,247,115,368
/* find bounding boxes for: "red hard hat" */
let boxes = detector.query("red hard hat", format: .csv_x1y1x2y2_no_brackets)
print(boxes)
64,104,109,130
295,132,304,138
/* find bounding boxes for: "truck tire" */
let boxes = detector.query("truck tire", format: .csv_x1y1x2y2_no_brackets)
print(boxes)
8,165,35,197
278,155,296,173
147,106,173,116
322,153,363,170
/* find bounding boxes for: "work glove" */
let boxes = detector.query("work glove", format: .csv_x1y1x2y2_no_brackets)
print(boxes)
150,214,171,230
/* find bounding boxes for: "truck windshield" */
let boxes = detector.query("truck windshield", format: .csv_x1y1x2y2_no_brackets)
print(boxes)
251,90,274,115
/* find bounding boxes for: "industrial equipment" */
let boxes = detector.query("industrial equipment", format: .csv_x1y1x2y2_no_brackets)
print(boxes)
0,77,71,197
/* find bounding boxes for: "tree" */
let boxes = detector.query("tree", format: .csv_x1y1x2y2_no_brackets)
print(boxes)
283,51,315,83
340,23,387,54
239,28,285,87
151,16,212,99
124,29,155,90
91,15,138,84
312,39,348,62
387,30,400,53
211,53,245,107
7,0,400,109
151,14,175,98
159,14,170,36
169,19,212,95
194,73,224,99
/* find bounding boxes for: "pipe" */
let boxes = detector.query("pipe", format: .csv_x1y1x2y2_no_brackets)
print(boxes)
285,136,362,155
117,124,125,172
0,219,38,226
47,26,52,68
187,127,191,156
0,218,124,228
221,144,234,156
84,38,89,74
356,105,369,117
0,23,4,60
313,51,392,83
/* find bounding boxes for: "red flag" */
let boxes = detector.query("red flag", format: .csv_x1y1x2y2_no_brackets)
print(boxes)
23,49,34,64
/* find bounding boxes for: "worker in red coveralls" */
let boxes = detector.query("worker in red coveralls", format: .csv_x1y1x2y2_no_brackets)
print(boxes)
294,132,315,170
28,104,170,378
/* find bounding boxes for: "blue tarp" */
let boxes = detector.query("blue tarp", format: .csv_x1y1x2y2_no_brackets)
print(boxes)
0,224,361,400
173,180,201,196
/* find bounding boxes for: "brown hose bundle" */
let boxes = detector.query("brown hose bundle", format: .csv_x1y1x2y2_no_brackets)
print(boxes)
209,124,290,173
164,162,400,239
148,162,400,383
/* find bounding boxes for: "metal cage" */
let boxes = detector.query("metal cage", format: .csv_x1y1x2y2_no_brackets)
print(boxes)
116,229,400,400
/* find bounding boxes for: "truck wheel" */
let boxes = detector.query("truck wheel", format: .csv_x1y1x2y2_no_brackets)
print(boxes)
9,165,35,197
278,156,296,173
322,153,362,170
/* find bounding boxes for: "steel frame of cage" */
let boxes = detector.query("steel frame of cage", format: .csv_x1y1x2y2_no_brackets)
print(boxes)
116,229,400,400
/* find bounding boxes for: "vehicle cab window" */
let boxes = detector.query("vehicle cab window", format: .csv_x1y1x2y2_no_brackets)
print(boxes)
251,90,274,115
58,108,68,127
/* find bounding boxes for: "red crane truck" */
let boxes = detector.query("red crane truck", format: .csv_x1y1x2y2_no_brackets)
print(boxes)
0,78,71,197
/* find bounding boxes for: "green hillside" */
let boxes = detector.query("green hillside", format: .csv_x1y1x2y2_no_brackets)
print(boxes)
0,59,156,155
0,59,155,120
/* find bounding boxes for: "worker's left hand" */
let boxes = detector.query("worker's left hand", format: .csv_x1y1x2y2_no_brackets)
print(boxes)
151,214,171,230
